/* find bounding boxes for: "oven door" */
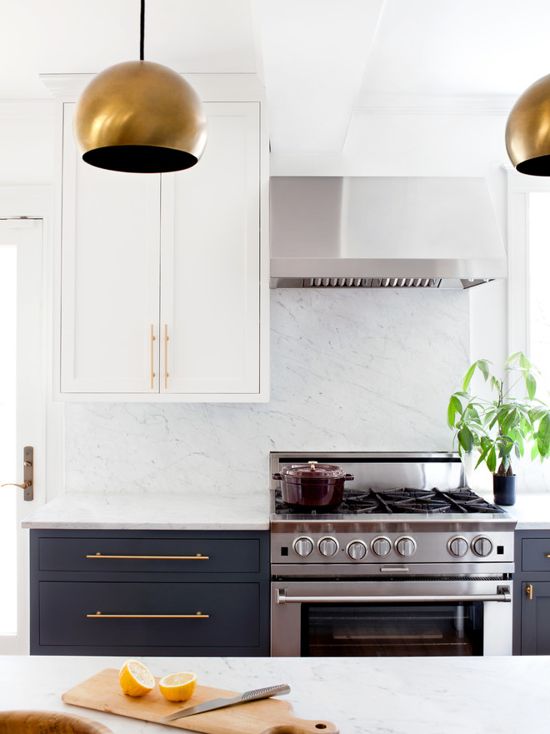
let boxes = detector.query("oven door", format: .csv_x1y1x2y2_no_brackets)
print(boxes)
271,579,512,657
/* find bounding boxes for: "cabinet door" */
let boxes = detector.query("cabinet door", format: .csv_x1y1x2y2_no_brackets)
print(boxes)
61,104,161,393
160,102,260,395
521,581,550,654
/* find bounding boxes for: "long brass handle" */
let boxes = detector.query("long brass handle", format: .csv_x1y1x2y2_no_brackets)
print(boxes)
85,553,209,560
149,324,156,389
86,611,209,619
164,323,170,390
526,583,534,601
1,481,32,489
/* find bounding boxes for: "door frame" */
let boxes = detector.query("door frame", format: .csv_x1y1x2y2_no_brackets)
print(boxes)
0,185,63,653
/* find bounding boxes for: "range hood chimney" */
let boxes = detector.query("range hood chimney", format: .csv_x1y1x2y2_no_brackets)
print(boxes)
270,177,506,289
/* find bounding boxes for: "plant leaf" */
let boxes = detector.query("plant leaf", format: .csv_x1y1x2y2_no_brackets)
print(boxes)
447,395,462,428
462,362,477,392
458,426,474,454
526,373,537,400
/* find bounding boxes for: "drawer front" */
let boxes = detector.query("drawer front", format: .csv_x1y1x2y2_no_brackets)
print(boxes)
39,537,259,574
521,538,550,572
39,581,260,648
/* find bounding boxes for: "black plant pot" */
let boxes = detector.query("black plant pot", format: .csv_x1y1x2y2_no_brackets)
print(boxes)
493,474,516,506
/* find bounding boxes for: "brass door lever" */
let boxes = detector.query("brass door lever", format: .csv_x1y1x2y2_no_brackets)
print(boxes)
0,446,34,501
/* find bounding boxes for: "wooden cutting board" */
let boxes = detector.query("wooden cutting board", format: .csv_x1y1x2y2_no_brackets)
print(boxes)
62,669,339,734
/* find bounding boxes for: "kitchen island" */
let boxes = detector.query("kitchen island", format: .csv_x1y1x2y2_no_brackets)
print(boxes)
0,655,548,734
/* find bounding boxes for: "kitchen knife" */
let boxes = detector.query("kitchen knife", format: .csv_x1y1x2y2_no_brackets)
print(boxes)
163,683,291,721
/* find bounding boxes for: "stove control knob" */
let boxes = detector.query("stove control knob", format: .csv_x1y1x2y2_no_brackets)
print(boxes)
346,540,368,561
318,536,339,557
396,536,417,557
472,536,493,557
371,536,392,557
293,536,314,557
448,536,469,557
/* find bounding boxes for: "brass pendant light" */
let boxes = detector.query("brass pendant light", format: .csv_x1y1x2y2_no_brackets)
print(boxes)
74,0,207,173
506,73,550,176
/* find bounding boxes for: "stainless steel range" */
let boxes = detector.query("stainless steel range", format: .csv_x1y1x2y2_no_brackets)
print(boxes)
270,452,516,657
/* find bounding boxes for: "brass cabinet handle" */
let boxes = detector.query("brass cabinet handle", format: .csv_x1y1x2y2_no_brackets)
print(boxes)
164,323,170,390
545,554,550,558
86,611,209,619
526,583,534,601
149,324,157,390
85,553,209,560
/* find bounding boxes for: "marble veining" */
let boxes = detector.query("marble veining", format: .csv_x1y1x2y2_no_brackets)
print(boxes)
64,289,469,497
22,491,269,530
0,655,549,733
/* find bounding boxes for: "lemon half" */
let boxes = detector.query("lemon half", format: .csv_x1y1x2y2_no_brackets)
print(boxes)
119,660,155,697
159,672,197,702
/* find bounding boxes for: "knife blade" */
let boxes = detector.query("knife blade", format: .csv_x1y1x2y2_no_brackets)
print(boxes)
163,683,291,721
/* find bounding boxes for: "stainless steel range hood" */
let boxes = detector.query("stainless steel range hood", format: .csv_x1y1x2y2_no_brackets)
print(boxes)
270,177,507,289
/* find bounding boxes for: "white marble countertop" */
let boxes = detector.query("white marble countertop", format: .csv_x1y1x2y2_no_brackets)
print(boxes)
502,493,550,530
20,488,550,532
0,655,549,734
21,492,270,531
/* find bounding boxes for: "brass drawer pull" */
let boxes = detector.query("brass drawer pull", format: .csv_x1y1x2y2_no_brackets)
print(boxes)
526,583,534,601
86,611,209,619
85,553,209,560
545,554,550,558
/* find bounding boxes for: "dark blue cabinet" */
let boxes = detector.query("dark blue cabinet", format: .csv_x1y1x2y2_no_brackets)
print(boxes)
513,530,550,655
30,529,269,656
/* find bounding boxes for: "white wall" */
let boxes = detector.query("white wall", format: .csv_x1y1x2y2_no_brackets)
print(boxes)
64,288,469,495
0,102,55,183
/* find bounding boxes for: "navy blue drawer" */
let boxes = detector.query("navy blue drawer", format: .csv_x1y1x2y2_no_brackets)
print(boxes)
521,538,550,572
39,581,260,648
39,536,260,574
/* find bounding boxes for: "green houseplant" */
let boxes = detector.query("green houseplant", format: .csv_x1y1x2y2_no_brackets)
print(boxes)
447,352,550,505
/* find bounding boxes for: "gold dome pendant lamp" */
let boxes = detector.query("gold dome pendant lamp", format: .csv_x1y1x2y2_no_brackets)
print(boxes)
506,73,550,175
74,0,207,173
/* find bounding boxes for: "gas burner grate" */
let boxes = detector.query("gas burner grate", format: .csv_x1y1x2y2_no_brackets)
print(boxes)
273,487,505,515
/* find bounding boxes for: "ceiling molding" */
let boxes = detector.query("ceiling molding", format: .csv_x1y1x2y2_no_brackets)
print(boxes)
39,72,265,102
353,93,517,116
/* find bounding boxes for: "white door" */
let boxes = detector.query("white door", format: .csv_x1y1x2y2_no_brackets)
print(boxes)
0,219,44,653
160,102,260,395
61,104,161,394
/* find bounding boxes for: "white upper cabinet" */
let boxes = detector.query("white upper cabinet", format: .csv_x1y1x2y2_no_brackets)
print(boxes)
160,103,260,394
53,75,268,401
61,104,161,394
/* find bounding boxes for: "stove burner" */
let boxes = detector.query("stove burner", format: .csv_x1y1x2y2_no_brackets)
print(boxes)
274,486,504,515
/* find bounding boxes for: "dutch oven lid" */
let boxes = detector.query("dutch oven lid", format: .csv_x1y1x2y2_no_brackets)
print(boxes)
280,461,346,479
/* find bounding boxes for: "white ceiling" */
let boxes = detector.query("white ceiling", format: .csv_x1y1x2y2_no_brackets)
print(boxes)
3,0,550,156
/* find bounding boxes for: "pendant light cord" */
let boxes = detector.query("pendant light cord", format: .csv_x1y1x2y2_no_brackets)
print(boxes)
139,0,145,61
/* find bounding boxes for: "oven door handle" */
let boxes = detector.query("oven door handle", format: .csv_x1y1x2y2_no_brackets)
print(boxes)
275,589,512,604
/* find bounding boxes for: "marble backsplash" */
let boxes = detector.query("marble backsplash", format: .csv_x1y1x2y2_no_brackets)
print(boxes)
64,289,470,496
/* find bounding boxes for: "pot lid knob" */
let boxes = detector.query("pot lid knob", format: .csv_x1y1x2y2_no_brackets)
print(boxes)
307,461,318,471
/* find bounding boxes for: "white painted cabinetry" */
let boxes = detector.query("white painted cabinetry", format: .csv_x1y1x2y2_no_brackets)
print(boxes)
160,103,260,394
61,104,161,394
54,76,267,401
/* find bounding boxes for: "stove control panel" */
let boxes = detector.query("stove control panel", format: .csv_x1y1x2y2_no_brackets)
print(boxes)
272,529,514,564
